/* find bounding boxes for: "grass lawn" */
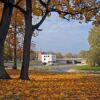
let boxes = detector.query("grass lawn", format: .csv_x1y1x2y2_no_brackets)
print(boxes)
0,70,100,100
73,65,100,71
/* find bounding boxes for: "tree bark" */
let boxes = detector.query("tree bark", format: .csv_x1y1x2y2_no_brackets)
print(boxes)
0,42,10,79
0,2,14,79
13,24,17,69
20,0,33,80
20,0,49,80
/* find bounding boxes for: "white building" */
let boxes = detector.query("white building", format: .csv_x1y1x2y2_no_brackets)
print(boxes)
41,52,56,65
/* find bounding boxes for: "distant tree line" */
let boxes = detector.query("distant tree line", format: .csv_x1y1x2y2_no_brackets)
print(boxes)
79,25,100,67
88,25,100,66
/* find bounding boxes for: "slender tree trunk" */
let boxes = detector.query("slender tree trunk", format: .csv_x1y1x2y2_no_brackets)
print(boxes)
13,9,18,69
20,30,32,80
13,24,17,69
20,0,33,80
0,2,13,79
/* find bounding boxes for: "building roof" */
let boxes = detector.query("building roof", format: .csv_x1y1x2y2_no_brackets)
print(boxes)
42,52,55,55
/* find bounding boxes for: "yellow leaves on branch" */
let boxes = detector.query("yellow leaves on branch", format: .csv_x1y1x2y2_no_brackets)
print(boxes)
32,0,44,16
67,4,74,13
74,0,82,4
11,8,24,26
32,8,43,16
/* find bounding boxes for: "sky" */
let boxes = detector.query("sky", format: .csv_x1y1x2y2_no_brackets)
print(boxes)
34,13,92,54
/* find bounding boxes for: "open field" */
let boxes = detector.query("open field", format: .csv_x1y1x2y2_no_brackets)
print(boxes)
73,65,100,71
0,70,100,100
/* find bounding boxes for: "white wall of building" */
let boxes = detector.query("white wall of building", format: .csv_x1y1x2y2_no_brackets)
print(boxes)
42,54,56,65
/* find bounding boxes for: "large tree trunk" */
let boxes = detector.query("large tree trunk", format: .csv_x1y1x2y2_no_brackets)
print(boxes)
20,0,33,80
20,30,32,80
20,0,49,80
0,42,10,79
0,2,13,79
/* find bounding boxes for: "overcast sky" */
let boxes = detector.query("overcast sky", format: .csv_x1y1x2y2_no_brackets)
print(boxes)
34,13,92,54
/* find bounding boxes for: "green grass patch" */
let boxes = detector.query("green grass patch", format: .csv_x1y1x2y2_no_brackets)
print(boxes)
73,65,100,71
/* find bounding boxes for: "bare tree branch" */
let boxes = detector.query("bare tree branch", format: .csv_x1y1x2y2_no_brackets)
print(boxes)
32,11,48,31
15,0,23,5
0,0,26,14
33,0,50,31
38,0,47,8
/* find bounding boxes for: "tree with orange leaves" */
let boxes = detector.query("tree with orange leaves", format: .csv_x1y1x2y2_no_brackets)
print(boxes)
0,0,100,80
20,0,100,80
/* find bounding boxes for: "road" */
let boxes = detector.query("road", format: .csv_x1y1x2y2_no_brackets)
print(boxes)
5,62,75,73
46,65,74,73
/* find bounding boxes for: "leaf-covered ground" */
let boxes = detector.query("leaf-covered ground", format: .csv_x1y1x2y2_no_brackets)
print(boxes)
0,70,100,100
